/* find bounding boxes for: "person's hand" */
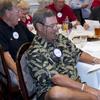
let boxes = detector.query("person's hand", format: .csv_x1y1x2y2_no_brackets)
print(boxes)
83,22,89,30
81,3,88,8
97,90,100,100
73,21,80,28
93,57,100,64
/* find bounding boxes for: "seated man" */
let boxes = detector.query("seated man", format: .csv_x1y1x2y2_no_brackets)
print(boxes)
69,0,92,18
46,0,89,29
0,0,34,85
26,8,100,100
89,6,100,22
69,0,92,25
46,0,78,24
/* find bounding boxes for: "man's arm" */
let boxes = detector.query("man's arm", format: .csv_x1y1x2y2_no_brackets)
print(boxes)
51,74,99,97
79,52,100,64
69,0,82,9
4,52,17,75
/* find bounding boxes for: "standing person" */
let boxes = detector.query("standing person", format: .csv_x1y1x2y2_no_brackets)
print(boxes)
26,8,100,100
0,0,34,85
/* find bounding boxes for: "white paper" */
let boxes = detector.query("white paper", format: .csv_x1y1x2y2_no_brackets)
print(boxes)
88,64,100,73
85,20,100,31
82,41,100,52
76,25,85,31
82,41,100,73
69,27,94,40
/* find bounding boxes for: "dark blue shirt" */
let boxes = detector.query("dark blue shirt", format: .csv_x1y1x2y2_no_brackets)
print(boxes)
0,19,34,60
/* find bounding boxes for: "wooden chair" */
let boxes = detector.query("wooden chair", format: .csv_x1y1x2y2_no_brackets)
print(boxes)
0,45,12,100
0,76,7,100
0,45,21,100
16,42,36,100
0,79,4,100
0,88,3,99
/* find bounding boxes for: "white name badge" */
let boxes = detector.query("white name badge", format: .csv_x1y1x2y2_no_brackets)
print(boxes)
57,12,62,18
13,32,19,39
54,48,62,57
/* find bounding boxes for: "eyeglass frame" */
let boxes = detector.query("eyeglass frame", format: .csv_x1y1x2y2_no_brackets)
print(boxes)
40,22,58,30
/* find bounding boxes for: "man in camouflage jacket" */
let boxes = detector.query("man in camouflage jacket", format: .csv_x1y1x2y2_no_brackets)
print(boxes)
26,8,100,100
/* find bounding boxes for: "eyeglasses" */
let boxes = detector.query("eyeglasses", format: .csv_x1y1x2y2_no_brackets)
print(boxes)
8,6,19,13
44,24,58,30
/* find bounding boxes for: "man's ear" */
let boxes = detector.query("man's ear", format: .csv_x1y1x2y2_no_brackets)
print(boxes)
5,10,10,18
36,23,43,32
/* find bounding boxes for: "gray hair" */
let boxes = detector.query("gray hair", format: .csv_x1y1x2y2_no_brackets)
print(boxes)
32,8,55,29
0,0,18,17
53,0,57,3
53,0,65,3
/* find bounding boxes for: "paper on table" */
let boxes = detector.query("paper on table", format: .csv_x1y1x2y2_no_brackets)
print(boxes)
88,64,100,73
76,25,85,31
82,41,100,73
69,26,94,40
82,43,100,52
85,20,100,31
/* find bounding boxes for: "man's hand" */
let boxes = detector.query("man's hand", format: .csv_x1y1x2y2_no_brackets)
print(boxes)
92,57,100,64
83,22,89,30
81,3,88,8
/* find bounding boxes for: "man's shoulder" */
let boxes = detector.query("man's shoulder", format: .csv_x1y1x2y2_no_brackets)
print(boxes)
64,4,72,9
17,21,25,27
15,21,28,31
63,4,73,12
0,20,6,29
0,20,9,34
46,3,55,9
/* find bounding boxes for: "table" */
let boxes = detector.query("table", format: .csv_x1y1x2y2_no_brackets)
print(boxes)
76,41,100,89
59,25,95,39
59,25,100,89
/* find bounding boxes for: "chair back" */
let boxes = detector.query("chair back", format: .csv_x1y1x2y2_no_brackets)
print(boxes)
16,42,36,100
0,45,11,82
0,81,4,100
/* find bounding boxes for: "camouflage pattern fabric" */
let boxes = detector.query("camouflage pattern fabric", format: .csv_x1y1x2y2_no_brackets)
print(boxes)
26,34,82,97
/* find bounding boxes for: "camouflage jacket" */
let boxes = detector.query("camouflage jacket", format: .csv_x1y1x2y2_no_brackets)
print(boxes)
26,34,82,97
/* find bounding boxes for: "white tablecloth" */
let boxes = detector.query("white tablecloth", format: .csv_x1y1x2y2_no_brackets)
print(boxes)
76,41,100,89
